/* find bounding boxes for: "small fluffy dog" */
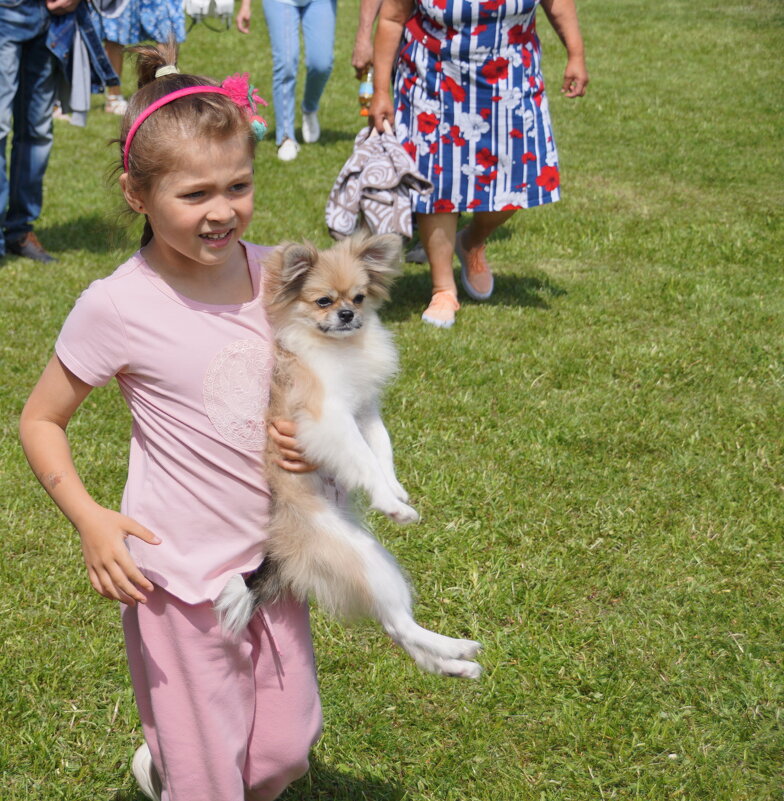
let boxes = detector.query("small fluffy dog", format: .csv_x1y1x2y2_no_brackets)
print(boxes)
216,233,481,678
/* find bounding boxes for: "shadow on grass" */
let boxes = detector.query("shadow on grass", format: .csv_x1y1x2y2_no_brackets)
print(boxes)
112,758,403,801
382,265,567,323
38,214,131,255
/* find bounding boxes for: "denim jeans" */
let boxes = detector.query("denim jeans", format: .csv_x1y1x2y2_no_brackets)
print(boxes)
261,0,336,145
0,0,56,255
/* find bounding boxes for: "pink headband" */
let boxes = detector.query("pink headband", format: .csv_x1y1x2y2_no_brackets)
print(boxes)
122,74,268,172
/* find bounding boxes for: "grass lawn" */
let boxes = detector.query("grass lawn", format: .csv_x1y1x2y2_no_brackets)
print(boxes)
1,0,783,799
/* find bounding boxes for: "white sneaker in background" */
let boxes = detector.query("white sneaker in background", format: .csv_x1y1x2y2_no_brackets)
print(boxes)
277,138,300,162
104,94,128,115
301,110,320,143
131,743,162,801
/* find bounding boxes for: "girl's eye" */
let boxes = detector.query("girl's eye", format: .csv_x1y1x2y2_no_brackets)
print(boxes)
353,294,365,305
315,297,333,308
183,191,205,200
231,183,250,192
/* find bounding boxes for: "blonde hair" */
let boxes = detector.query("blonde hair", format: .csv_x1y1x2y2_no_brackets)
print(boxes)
118,40,257,246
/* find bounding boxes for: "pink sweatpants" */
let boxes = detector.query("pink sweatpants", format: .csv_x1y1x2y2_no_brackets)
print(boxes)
122,585,322,801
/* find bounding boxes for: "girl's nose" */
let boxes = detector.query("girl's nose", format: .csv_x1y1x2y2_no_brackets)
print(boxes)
206,195,234,222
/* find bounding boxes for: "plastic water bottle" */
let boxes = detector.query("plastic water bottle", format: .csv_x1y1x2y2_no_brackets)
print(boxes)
358,66,374,117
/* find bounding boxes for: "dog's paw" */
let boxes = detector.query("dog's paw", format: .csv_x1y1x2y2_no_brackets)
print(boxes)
388,502,419,525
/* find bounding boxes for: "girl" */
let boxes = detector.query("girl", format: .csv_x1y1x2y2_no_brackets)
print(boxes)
19,43,322,801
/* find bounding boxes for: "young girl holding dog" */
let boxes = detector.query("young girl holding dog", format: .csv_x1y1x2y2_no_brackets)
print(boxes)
19,42,322,801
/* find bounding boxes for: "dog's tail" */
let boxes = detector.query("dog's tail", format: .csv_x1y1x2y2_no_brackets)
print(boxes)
215,559,287,637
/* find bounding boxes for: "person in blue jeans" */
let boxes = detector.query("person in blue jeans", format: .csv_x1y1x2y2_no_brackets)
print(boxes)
236,0,335,162
0,0,80,264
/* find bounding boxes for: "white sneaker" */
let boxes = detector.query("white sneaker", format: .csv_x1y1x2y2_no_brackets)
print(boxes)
132,743,162,801
104,94,128,115
301,110,320,143
277,138,300,162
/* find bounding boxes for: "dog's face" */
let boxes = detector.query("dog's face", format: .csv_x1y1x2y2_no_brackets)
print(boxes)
266,233,402,338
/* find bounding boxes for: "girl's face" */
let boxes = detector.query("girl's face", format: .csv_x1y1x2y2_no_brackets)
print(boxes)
125,133,254,275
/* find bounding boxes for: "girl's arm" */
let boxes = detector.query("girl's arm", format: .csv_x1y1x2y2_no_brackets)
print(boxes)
540,0,589,97
369,0,415,132
19,356,160,605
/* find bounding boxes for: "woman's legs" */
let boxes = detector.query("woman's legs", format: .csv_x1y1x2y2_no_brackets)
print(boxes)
104,41,123,97
300,0,336,115
262,0,299,146
417,211,459,296
456,209,517,300
417,208,518,325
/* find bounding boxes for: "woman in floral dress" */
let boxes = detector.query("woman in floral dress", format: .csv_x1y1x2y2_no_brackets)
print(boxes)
370,0,588,327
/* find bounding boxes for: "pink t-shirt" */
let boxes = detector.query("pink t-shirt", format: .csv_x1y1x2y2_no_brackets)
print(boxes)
56,243,275,604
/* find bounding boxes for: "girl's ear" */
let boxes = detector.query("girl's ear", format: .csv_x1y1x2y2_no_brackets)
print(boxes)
120,173,146,215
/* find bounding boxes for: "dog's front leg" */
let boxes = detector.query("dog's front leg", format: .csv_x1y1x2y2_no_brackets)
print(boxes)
357,406,409,503
299,405,418,523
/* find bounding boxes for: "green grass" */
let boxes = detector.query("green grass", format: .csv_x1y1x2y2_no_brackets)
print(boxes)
2,0,783,798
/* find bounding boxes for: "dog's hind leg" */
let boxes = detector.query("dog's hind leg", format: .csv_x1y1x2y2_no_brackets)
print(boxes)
354,537,482,678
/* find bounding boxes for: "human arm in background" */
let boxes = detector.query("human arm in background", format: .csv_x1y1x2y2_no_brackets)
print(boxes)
235,0,252,33
45,0,81,15
19,356,161,606
540,0,589,97
368,0,414,131
352,0,385,78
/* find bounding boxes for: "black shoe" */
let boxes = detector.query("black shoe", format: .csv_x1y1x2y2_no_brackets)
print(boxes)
7,232,57,263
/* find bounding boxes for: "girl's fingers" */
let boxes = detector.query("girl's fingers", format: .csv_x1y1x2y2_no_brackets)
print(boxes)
123,517,161,546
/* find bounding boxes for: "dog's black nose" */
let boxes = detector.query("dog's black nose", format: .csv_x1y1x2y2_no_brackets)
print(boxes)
338,309,354,323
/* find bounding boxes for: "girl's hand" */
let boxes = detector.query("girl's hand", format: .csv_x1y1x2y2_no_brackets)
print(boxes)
561,55,589,97
77,506,160,605
268,418,318,473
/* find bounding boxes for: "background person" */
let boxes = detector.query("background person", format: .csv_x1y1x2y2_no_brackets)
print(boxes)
236,0,336,161
0,0,81,264
370,0,588,328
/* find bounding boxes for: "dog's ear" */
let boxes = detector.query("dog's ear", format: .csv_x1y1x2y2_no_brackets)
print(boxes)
268,241,319,305
353,233,403,301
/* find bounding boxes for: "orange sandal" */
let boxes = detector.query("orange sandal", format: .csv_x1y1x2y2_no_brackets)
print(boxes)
421,290,460,328
456,229,494,301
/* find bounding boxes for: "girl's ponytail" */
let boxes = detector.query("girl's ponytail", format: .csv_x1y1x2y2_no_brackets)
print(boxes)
130,39,180,89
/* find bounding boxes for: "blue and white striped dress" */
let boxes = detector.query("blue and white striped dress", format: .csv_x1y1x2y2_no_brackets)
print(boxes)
394,0,560,214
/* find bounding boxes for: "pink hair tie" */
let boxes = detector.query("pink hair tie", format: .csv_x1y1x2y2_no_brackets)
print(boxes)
122,75,268,172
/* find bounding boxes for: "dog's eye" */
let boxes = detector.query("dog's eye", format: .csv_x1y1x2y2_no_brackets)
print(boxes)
315,297,333,308
353,294,365,305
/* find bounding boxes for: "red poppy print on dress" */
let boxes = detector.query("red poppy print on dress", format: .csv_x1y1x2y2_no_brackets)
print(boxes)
481,57,509,85
536,165,560,192
434,199,454,212
521,151,536,163
480,0,505,11
433,0,446,9
417,112,439,134
467,199,482,209
472,24,487,35
477,169,498,185
403,140,417,161
510,128,523,138
441,75,466,102
507,24,534,46
476,148,498,169
479,107,492,120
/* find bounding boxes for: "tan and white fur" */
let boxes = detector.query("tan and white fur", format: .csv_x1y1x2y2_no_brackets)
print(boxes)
216,234,481,678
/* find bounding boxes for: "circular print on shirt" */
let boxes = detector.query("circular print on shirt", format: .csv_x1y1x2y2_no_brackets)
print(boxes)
203,339,273,450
